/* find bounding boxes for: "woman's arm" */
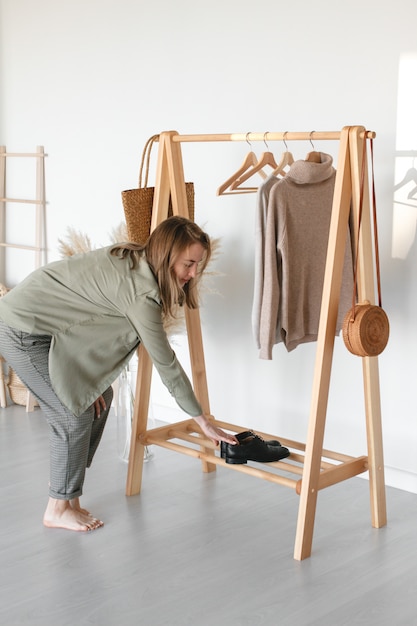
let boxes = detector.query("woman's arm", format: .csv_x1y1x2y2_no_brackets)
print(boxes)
193,414,238,446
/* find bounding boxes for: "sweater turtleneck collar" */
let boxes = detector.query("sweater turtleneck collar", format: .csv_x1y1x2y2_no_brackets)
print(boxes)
286,152,334,185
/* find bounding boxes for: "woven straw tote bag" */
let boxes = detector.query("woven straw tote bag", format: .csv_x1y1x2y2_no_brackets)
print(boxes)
122,135,195,244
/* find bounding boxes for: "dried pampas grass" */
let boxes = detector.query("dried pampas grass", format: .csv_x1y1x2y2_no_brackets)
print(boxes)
57,227,94,257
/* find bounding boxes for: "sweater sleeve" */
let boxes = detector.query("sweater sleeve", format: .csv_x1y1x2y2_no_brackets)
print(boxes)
258,181,285,360
252,175,280,349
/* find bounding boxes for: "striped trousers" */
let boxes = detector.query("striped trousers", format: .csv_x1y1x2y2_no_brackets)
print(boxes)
0,320,113,500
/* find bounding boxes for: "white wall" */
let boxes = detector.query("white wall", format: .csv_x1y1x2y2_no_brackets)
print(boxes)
1,0,417,493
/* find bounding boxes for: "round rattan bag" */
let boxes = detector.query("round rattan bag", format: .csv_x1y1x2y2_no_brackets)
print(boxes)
342,301,389,357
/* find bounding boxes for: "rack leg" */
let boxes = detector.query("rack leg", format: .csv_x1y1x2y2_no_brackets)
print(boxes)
348,126,387,529
0,357,7,408
163,131,216,473
126,345,153,496
293,347,332,561
294,126,353,560
26,391,37,412
363,357,387,527
184,307,216,473
0,146,6,285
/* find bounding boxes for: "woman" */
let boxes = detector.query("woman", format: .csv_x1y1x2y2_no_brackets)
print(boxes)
0,216,237,532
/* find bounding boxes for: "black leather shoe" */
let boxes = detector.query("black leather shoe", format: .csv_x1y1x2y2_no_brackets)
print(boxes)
220,431,290,465
220,430,281,459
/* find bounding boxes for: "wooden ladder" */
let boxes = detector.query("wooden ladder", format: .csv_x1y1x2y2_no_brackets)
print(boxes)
0,146,47,411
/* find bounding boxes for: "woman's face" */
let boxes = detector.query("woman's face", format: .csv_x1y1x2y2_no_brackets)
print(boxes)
173,243,205,288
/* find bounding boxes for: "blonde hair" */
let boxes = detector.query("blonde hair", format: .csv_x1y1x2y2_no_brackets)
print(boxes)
110,216,211,318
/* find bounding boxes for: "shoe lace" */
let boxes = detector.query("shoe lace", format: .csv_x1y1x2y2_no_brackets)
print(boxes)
248,430,265,442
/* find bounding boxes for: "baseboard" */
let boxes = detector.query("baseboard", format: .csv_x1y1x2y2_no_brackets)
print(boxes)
381,465,417,495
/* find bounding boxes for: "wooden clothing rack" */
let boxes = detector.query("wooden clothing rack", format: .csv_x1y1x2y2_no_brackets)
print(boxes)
125,126,386,561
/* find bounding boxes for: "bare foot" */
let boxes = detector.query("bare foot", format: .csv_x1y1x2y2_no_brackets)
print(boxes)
70,497,91,517
43,497,104,532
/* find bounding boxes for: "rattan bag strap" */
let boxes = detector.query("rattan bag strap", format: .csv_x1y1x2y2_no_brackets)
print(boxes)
350,134,382,319
138,134,159,188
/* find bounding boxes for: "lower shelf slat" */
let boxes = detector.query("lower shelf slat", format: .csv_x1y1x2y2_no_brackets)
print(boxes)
140,418,369,493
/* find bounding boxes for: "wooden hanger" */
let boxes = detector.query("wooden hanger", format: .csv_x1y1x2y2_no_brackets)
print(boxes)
271,133,294,177
230,150,278,191
273,150,294,176
305,131,321,162
217,144,260,196
305,151,321,163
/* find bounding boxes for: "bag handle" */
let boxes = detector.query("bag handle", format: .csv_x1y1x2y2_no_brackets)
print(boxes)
350,134,382,319
138,134,159,188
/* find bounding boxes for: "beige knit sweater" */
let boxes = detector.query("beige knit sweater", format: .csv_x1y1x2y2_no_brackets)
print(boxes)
253,153,353,358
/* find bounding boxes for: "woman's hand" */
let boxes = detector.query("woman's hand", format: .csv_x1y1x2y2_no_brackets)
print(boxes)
94,395,106,419
193,415,238,446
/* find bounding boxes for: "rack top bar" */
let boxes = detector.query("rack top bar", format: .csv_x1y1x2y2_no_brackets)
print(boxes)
169,130,376,143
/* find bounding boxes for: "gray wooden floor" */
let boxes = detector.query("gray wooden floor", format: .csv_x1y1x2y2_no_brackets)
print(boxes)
0,403,416,626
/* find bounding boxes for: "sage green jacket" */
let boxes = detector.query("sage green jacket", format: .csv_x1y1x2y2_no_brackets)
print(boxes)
0,246,202,418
